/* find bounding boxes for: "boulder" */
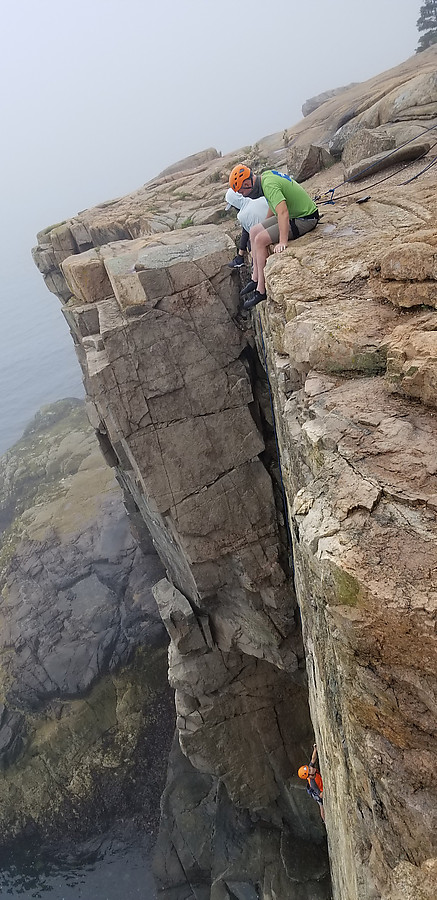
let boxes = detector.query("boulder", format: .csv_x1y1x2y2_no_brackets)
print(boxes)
342,127,396,168
344,139,432,181
329,119,364,159
286,143,335,182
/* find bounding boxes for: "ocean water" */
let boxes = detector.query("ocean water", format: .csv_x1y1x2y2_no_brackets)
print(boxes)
0,259,84,456
0,832,157,899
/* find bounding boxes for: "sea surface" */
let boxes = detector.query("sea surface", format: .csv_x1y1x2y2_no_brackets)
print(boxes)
0,831,157,899
0,259,84,456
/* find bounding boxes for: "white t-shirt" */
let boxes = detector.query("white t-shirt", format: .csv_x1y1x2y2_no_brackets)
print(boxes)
237,196,269,231
225,189,269,231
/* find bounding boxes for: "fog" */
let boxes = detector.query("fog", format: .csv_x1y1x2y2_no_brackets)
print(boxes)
0,0,420,449
1,0,419,256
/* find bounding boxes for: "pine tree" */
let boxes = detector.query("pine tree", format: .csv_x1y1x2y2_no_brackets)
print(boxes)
416,0,437,52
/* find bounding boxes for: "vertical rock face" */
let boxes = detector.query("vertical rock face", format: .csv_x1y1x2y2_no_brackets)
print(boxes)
59,226,329,896
260,168,437,900
61,228,293,668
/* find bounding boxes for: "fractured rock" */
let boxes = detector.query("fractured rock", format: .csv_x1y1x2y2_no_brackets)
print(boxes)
385,311,437,408
31,45,437,900
342,127,396,168
286,143,335,183
344,140,432,181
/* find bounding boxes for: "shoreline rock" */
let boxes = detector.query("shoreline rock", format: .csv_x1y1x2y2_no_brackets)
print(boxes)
0,399,173,843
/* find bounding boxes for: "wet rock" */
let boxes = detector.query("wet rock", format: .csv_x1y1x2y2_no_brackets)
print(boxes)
0,399,172,839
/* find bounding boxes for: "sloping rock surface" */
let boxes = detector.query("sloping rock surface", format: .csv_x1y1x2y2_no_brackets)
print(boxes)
302,83,360,117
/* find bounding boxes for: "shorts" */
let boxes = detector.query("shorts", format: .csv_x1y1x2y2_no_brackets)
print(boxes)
259,211,319,243
307,787,324,806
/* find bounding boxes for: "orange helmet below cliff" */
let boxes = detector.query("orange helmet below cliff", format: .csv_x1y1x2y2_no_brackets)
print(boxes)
298,765,309,779
229,164,252,193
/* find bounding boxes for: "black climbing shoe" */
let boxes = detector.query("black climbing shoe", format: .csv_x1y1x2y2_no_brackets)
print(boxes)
239,279,257,298
243,291,267,310
228,254,245,268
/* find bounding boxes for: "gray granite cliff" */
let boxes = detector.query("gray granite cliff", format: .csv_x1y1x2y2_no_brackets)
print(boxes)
29,47,437,900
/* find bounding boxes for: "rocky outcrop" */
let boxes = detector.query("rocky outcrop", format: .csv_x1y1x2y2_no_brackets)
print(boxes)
344,138,432,181
154,734,330,900
157,148,221,179
287,143,335,183
0,400,173,839
258,152,437,899
302,83,360,117
31,47,437,900
57,226,328,896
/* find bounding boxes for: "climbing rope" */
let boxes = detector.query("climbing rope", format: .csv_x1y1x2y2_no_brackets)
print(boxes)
257,312,295,572
313,137,437,206
315,137,437,205
401,152,437,184
315,122,437,204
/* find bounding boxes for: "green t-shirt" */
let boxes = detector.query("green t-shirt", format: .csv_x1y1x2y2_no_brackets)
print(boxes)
261,170,318,218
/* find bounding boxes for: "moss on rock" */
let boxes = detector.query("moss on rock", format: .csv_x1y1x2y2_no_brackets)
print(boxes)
0,646,172,842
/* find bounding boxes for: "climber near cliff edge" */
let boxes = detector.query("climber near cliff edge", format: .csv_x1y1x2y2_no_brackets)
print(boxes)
298,743,325,822
224,187,269,268
228,164,319,310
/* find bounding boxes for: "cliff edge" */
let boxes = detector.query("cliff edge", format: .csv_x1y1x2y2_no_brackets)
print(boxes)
31,47,437,900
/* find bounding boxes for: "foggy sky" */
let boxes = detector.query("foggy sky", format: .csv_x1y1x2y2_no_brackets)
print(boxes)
0,0,420,265
0,0,422,452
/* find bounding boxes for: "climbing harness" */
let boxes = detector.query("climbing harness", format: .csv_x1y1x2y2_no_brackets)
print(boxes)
258,312,294,571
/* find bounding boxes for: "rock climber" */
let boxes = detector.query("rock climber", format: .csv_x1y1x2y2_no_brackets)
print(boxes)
224,188,269,268
228,164,319,309
298,743,325,822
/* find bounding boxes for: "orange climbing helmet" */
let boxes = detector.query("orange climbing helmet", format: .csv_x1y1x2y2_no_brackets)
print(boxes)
298,765,309,780
229,164,252,193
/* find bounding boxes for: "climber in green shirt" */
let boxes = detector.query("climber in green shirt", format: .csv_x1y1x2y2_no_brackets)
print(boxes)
228,164,319,309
